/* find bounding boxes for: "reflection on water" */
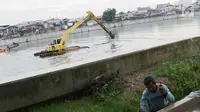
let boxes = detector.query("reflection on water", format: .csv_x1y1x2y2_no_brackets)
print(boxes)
0,17,200,83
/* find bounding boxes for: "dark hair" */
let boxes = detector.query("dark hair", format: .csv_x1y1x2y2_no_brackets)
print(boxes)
144,76,156,86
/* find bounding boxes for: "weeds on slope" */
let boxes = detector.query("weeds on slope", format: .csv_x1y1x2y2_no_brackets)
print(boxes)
32,52,200,112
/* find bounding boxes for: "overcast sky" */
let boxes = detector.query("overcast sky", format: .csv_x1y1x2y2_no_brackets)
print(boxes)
0,0,180,25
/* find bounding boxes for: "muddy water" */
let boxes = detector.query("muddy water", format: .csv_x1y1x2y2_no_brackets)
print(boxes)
0,17,200,84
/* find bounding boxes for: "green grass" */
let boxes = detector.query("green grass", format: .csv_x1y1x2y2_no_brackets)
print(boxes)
151,52,200,100
31,52,200,112
31,92,141,112
31,77,142,112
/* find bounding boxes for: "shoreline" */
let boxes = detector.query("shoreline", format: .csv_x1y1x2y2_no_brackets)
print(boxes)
1,13,199,47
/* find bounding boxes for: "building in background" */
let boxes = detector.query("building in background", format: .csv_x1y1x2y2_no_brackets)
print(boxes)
137,7,151,14
156,3,176,14
178,0,193,6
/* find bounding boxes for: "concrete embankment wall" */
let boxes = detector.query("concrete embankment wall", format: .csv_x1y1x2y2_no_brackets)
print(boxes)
0,14,183,47
159,91,200,112
1,36,200,112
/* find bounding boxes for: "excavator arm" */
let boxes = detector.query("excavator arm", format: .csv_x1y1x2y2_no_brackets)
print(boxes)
60,11,115,46
60,14,91,46
87,11,115,39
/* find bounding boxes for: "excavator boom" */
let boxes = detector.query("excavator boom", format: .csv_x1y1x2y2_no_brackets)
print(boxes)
60,14,91,45
87,11,115,39
60,11,115,45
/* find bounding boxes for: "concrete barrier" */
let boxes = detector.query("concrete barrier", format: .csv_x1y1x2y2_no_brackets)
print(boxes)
1,36,200,112
0,69,74,111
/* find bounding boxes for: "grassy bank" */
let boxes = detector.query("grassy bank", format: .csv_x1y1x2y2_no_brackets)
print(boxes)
151,53,200,100
30,52,200,112
30,76,142,112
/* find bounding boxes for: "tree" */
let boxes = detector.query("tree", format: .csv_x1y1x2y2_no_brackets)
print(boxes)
103,8,117,22
119,12,125,15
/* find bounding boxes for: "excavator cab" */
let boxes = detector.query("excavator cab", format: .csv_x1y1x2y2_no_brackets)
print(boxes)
51,39,61,45
51,40,57,45
46,39,66,51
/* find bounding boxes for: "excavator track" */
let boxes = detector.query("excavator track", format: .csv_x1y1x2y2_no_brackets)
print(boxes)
34,46,89,58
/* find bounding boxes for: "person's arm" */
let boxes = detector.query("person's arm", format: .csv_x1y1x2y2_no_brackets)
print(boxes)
162,84,175,102
140,90,150,112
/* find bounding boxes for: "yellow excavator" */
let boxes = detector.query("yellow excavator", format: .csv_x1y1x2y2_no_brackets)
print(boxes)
34,11,115,58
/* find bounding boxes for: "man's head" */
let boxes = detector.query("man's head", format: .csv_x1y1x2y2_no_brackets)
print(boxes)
144,76,157,92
